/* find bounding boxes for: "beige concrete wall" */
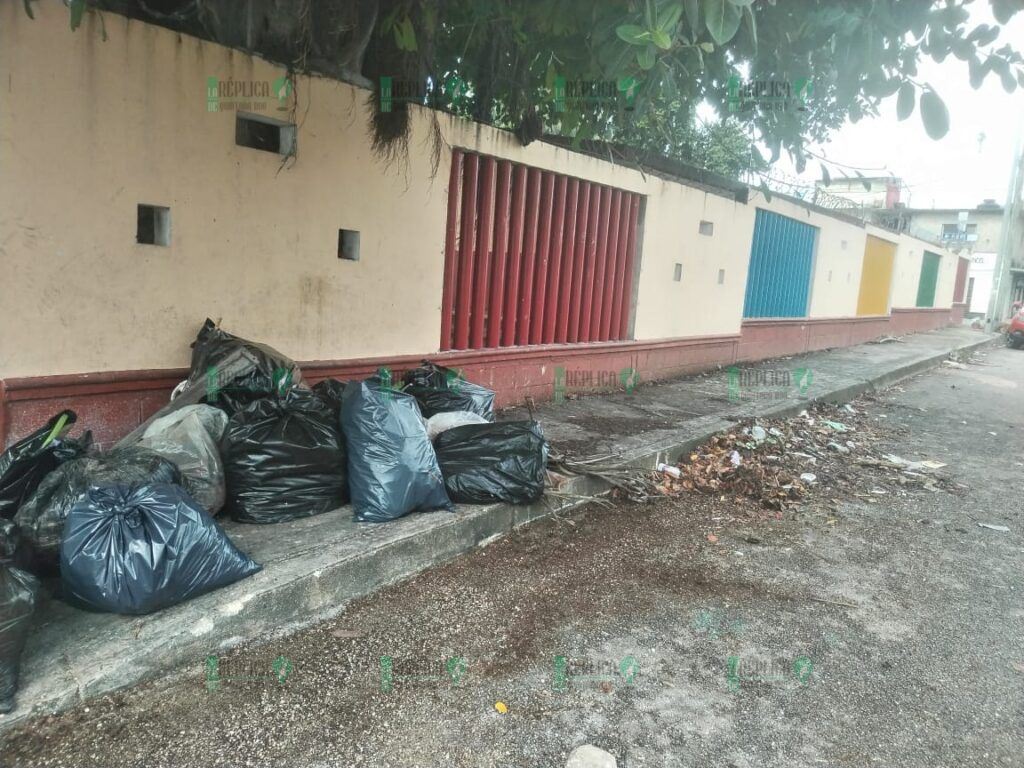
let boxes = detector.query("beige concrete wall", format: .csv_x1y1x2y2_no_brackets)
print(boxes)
892,237,926,307
0,5,960,380
630,181,754,339
0,4,451,378
934,244,958,308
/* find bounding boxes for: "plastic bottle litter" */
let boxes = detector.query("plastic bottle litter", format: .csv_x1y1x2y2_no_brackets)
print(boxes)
657,463,682,479
799,472,817,483
750,426,767,443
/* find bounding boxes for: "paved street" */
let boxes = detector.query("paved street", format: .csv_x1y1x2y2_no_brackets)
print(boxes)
3,343,1023,768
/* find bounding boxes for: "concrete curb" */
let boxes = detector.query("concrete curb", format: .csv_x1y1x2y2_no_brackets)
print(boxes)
0,332,995,731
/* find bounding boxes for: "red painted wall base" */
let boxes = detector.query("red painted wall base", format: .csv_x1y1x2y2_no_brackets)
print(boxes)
0,308,961,450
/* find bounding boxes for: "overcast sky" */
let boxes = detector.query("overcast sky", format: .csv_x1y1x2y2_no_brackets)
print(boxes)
771,4,1024,210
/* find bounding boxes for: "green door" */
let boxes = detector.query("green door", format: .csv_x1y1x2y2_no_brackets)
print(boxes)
916,251,941,308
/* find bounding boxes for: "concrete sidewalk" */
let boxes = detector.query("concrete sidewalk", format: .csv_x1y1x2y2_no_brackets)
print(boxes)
1,326,995,730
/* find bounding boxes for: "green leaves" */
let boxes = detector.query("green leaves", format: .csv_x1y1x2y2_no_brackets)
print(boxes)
819,163,831,186
69,0,85,31
702,0,742,46
966,24,1000,47
22,0,34,20
991,0,1022,25
616,24,649,44
657,3,683,35
651,29,673,49
683,0,701,35
919,88,950,139
896,81,950,139
637,45,657,70
393,15,417,52
742,4,757,49
896,82,915,120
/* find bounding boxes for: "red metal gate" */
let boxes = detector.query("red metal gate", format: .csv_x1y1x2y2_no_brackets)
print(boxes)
440,150,642,351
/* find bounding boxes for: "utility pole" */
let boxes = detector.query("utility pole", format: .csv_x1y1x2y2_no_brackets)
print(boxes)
986,126,1024,331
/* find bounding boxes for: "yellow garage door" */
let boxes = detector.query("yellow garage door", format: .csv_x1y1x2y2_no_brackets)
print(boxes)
856,236,896,316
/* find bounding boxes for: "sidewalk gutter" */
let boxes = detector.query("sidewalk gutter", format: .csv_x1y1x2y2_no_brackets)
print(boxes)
0,330,996,730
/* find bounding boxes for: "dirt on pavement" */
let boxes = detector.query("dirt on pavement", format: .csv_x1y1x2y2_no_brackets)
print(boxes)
2,345,1023,768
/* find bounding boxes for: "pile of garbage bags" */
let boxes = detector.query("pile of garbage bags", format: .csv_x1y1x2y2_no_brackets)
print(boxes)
0,319,551,713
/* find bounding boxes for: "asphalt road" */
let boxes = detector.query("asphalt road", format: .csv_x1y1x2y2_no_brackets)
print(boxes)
3,343,1023,768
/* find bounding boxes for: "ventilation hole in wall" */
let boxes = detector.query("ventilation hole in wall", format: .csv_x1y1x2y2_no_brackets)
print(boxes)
718,269,726,285
847,272,851,282
236,113,296,154
137,204,170,246
828,270,833,282
338,229,360,261
841,240,847,250
673,263,683,281
698,220,714,236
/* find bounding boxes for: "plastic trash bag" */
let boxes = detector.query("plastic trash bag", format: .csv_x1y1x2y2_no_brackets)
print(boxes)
0,411,91,520
189,318,303,415
221,389,348,524
434,422,548,505
341,378,452,523
312,378,348,418
425,411,489,441
0,520,39,713
116,319,305,446
403,361,495,421
14,448,183,575
60,484,261,615
136,405,228,515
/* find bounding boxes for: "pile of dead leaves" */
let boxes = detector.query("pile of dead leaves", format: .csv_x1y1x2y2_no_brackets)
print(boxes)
657,401,886,511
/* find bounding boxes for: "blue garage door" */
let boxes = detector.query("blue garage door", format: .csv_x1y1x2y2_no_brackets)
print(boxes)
743,209,818,318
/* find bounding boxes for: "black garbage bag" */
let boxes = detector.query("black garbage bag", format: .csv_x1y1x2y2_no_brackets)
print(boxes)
14,447,183,575
434,422,548,504
341,378,451,523
189,318,303,415
312,378,348,418
221,389,347,524
135,405,228,515
0,520,39,713
403,361,495,421
0,411,91,520
60,484,261,615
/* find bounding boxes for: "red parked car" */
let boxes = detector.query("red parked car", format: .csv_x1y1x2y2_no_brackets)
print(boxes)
1008,306,1024,349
